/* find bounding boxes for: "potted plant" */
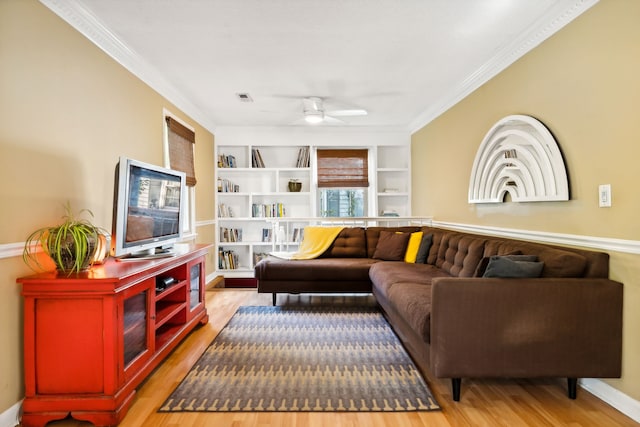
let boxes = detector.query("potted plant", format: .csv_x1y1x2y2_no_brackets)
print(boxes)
23,201,106,275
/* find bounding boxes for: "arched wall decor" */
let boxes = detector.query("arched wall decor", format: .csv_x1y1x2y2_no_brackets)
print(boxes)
468,115,569,203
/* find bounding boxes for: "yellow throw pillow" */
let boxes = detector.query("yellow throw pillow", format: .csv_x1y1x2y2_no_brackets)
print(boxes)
404,231,424,263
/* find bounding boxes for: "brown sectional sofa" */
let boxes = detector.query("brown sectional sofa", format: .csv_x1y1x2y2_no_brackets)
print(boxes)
254,225,623,401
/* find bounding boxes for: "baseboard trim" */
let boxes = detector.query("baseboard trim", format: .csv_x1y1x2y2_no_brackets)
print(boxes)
0,400,21,427
580,379,640,423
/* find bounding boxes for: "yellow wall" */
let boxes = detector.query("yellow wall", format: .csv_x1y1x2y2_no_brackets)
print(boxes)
0,0,215,412
411,0,640,400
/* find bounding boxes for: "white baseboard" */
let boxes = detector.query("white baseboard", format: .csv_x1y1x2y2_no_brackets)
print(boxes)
0,400,21,427
580,379,640,423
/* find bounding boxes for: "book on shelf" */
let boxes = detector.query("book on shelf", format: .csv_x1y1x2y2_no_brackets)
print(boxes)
218,203,234,218
251,148,265,168
291,227,304,243
296,146,310,168
218,154,237,168
217,178,240,193
252,202,286,218
220,227,242,242
218,248,239,270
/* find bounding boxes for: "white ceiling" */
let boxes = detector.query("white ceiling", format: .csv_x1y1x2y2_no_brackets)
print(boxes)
42,0,596,132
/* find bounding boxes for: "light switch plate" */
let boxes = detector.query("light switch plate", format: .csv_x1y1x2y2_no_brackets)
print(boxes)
599,184,612,207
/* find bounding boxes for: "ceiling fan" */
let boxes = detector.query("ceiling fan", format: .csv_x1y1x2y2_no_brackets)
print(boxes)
302,97,367,124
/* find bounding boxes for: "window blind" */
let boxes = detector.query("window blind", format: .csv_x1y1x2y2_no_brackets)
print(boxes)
317,149,369,188
166,116,197,186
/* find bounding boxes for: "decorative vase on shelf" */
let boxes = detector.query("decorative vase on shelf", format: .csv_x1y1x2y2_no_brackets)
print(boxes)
288,179,302,192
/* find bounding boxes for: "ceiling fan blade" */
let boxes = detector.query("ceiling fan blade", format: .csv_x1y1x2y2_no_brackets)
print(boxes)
326,109,368,117
323,115,345,124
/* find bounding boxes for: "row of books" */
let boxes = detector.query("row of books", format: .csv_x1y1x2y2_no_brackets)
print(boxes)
290,227,304,243
296,146,310,168
220,227,242,242
218,248,239,270
218,154,237,168
251,148,265,168
218,203,234,218
252,203,286,218
217,178,240,193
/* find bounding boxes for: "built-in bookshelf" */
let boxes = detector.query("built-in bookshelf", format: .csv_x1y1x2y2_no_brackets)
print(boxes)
376,145,411,217
214,143,411,279
215,145,312,277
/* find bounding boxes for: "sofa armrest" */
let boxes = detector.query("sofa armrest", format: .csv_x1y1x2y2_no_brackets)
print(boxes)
429,277,623,379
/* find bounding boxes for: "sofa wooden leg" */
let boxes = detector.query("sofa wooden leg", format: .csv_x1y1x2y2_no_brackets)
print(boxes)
568,377,577,399
272,293,277,306
452,378,461,401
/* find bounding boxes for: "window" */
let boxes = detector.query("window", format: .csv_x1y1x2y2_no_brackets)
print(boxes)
164,112,196,237
316,149,369,217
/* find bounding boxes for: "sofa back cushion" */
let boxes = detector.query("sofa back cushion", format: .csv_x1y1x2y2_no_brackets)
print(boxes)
365,226,422,258
321,227,367,258
434,232,486,277
483,238,588,278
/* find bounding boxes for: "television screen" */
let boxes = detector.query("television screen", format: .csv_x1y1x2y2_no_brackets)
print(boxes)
112,157,186,259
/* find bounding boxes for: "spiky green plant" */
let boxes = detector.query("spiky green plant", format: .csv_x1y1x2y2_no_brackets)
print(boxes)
23,201,102,275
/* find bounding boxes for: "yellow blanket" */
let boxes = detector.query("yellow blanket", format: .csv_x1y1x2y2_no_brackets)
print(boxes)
290,226,344,260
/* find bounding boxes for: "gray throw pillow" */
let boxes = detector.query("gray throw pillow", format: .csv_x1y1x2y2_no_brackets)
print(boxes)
415,233,433,263
482,255,544,278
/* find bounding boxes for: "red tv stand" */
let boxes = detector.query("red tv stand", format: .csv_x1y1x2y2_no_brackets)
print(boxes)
18,244,211,427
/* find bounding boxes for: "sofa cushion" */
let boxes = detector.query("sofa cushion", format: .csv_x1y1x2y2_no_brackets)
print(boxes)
366,226,422,258
415,233,433,264
482,255,544,278
373,231,411,261
370,261,451,291
483,239,588,278
404,231,424,263
434,233,486,277
320,227,367,258
474,251,527,277
256,257,377,281
384,282,433,343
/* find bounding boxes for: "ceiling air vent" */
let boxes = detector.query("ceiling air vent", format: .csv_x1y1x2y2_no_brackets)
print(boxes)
236,93,253,102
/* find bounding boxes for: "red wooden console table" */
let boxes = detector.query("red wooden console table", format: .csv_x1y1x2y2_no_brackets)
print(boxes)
18,244,211,427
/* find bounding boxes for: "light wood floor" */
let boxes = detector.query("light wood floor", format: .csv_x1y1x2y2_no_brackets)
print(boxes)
43,289,637,427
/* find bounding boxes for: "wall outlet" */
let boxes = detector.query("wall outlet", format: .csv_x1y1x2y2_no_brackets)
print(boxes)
599,184,612,207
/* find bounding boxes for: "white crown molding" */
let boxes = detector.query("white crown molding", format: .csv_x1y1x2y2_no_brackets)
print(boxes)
408,0,599,133
39,0,217,133
432,221,640,255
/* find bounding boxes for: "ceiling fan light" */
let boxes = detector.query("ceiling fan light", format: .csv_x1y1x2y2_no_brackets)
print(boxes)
304,111,324,124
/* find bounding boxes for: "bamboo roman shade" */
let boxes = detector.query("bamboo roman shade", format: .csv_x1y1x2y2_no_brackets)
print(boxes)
166,116,197,186
317,149,369,188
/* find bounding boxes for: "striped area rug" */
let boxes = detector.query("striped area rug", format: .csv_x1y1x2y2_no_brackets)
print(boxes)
159,305,440,412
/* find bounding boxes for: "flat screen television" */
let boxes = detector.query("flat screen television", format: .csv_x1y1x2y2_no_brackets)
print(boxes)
112,156,186,259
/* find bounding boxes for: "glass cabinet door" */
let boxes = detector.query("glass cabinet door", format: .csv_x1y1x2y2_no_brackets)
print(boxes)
123,290,148,367
189,262,202,311
122,279,153,381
